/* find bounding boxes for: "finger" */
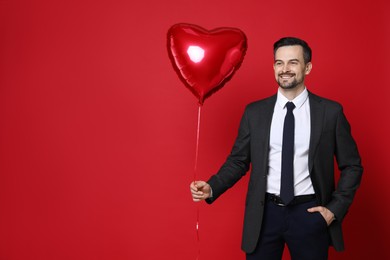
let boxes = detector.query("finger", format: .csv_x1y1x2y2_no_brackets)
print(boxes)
192,192,204,198
190,183,198,192
194,181,206,188
307,206,323,213
191,190,204,197
190,181,205,191
192,193,205,201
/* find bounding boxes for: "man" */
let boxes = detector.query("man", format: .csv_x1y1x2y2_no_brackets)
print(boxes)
190,37,363,260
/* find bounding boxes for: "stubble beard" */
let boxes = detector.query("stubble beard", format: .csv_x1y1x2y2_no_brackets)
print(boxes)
278,79,298,89
277,74,302,90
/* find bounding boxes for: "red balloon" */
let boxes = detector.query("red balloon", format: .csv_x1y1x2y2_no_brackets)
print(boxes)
167,23,247,105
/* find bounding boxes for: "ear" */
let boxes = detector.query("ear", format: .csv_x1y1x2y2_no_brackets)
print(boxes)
305,62,312,75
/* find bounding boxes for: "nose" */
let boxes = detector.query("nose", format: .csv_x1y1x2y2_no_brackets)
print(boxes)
282,64,290,73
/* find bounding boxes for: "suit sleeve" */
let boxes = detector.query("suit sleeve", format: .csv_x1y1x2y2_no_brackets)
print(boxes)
206,108,251,204
326,108,363,221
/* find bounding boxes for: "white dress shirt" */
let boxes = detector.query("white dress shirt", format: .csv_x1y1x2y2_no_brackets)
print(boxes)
267,88,315,196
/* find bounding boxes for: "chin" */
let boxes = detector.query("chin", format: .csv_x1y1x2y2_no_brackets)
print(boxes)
279,83,298,90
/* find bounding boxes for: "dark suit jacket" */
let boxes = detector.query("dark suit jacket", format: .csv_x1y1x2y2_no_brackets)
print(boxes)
206,92,363,253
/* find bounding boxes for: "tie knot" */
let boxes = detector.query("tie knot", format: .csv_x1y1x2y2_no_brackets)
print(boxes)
285,102,295,111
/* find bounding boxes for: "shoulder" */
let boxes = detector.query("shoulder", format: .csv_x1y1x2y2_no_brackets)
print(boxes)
245,94,277,111
238,95,277,123
308,91,343,111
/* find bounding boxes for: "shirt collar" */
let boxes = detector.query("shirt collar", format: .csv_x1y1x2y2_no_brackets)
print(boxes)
277,87,309,110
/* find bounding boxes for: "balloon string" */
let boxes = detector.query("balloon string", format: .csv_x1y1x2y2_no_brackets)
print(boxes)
194,104,202,176
196,205,200,260
194,104,202,260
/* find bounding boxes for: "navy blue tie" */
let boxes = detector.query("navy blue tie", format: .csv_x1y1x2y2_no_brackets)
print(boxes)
280,102,295,205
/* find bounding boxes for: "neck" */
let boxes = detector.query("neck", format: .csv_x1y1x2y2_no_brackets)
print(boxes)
279,85,305,101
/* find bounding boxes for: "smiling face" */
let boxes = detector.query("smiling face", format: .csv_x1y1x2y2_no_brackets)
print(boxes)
274,45,312,92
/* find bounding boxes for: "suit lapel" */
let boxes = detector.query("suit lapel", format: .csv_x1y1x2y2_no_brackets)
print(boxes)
256,94,276,144
261,95,277,140
308,92,324,172
252,95,276,172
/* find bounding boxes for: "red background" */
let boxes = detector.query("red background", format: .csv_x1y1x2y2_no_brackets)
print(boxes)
0,0,389,259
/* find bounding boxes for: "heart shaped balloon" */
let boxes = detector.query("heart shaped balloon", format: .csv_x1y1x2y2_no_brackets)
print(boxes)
167,23,247,105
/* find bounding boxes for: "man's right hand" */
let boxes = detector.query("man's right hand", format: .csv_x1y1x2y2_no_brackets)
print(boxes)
190,181,211,202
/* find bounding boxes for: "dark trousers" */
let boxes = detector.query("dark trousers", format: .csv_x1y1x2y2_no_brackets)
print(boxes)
247,198,330,260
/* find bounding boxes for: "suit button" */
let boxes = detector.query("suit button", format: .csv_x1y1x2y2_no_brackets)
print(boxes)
260,201,264,206
263,175,267,178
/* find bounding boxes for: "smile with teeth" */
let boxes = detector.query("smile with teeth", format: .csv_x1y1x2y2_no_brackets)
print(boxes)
280,73,295,79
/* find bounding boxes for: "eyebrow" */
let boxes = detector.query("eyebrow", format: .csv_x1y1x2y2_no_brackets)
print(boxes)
274,59,301,63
